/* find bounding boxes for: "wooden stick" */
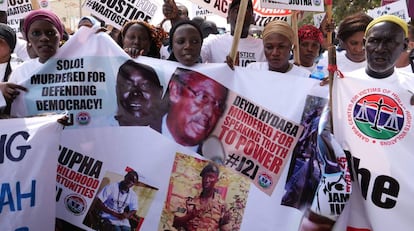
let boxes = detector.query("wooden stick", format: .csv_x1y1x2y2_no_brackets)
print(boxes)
326,3,333,45
228,0,248,64
326,0,335,132
292,11,300,65
31,0,40,10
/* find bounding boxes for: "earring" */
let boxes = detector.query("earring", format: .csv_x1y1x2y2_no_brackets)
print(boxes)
28,43,32,47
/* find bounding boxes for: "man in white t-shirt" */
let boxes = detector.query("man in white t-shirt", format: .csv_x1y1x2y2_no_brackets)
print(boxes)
96,171,139,231
200,0,266,67
300,15,414,231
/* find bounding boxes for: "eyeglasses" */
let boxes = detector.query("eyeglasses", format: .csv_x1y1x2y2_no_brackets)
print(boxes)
176,78,225,113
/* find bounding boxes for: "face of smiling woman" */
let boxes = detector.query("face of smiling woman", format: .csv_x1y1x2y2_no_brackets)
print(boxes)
27,20,60,63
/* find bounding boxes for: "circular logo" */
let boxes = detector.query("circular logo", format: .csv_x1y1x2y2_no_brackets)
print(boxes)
314,0,321,6
76,111,90,125
64,194,87,216
352,94,404,140
40,0,48,8
257,173,272,188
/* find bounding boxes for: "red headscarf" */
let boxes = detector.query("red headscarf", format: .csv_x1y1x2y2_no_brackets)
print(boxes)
298,25,324,45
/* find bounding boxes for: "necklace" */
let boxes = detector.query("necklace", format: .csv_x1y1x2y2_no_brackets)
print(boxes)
116,190,129,212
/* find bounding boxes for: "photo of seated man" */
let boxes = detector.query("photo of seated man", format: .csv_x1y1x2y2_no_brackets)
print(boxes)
83,169,158,231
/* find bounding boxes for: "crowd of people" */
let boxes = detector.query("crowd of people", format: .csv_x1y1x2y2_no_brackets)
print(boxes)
0,1,413,231
2,0,414,113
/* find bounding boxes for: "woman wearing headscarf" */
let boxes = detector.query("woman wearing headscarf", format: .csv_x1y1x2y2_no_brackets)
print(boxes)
246,20,310,77
0,23,17,82
2,9,63,113
297,24,324,72
0,23,27,114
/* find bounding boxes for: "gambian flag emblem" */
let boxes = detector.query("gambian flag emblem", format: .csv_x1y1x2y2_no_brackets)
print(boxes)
353,94,404,140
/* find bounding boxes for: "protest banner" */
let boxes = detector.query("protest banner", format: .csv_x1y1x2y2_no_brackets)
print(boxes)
10,27,127,127
210,91,303,195
6,0,50,31
0,0,7,11
7,26,348,230
189,0,291,27
193,4,213,17
260,0,324,12
331,73,414,231
381,0,397,6
367,0,410,22
82,0,162,29
55,126,311,231
313,12,325,28
252,0,292,27
0,115,63,231
7,0,34,20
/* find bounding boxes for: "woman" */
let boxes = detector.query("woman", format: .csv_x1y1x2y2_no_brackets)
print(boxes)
167,20,203,67
318,12,373,73
246,20,310,77
0,23,27,114
0,23,17,82
297,24,324,72
4,9,64,115
117,20,166,59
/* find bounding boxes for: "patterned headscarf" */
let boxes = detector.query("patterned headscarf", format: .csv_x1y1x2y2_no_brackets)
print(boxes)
23,9,64,40
298,25,324,45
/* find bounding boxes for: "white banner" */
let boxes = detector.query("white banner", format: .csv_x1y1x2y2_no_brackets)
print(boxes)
7,26,345,230
82,0,162,29
367,0,410,22
7,0,33,20
10,27,126,127
0,0,7,11
56,126,313,230
193,4,213,17
313,12,325,28
0,115,63,231
260,0,324,12
189,0,292,27
332,71,414,231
